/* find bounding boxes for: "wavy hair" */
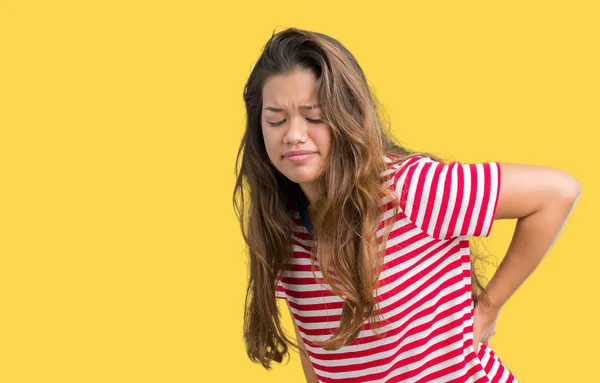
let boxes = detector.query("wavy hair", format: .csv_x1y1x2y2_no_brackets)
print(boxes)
233,27,492,369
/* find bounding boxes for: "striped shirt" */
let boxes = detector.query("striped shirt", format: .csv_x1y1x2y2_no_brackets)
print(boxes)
275,155,518,382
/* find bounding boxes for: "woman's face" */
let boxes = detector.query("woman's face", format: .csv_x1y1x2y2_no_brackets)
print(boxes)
261,68,332,190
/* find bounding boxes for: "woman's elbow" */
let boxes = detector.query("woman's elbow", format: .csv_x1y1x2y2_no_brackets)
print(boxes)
556,173,582,203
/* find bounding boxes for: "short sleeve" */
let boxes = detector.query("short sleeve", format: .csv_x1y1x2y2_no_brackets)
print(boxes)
275,274,287,300
394,156,501,240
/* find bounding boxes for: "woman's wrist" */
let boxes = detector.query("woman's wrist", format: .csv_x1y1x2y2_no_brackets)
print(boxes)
476,291,503,313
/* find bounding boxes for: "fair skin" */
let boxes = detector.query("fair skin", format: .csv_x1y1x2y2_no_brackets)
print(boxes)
262,68,582,380
261,67,332,206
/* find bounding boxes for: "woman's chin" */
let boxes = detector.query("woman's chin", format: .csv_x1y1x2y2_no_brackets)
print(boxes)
284,172,318,184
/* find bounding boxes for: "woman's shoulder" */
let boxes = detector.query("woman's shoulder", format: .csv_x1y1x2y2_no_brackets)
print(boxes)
382,154,431,176
383,153,431,164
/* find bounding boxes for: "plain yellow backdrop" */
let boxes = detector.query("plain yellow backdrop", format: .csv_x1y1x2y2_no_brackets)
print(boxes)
0,1,598,382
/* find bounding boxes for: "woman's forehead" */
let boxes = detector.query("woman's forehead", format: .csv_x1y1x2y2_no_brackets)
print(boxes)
262,70,319,111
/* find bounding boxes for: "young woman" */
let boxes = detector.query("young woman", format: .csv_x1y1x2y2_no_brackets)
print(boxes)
233,27,581,383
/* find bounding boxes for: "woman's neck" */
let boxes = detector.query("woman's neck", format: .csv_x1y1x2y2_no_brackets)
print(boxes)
300,182,319,205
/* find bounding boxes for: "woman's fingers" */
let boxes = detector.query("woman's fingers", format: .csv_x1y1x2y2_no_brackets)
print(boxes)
473,323,482,353
481,328,496,345
473,334,481,353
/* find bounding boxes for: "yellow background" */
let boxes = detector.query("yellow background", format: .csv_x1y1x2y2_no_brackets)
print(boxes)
1,1,598,382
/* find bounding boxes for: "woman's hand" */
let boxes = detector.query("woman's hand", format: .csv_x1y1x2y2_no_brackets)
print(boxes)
472,300,501,354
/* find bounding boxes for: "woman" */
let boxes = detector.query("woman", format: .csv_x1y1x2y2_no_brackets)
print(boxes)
233,27,581,382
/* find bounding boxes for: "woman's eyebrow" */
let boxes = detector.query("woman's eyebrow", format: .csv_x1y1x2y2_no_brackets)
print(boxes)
263,104,321,112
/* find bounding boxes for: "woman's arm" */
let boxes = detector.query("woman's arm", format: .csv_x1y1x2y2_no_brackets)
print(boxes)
482,162,582,311
286,301,319,383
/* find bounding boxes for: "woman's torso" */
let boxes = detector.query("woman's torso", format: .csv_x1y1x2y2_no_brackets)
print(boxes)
276,155,519,382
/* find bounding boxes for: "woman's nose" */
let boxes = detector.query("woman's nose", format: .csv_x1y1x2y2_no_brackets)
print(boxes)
283,116,308,144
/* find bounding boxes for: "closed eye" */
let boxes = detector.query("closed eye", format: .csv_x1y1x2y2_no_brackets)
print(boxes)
268,118,324,127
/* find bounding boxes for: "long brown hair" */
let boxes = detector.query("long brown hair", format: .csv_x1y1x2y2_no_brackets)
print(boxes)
233,27,492,369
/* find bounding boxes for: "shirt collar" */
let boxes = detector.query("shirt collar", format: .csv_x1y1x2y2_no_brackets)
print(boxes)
296,194,315,238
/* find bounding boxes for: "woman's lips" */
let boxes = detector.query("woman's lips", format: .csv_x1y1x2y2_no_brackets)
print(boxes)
285,152,315,163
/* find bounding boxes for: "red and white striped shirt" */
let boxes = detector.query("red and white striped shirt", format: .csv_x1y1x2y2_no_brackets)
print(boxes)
275,155,518,382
